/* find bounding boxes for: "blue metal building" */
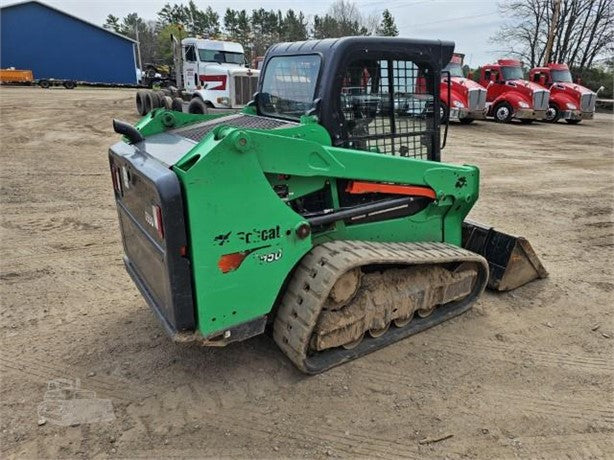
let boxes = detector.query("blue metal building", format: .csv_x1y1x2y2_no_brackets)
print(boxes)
0,1,137,84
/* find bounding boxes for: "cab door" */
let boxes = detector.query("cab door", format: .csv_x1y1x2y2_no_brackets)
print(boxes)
486,69,505,101
183,44,199,92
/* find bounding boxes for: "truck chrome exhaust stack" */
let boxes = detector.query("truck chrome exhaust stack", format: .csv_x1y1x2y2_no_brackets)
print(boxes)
462,220,548,291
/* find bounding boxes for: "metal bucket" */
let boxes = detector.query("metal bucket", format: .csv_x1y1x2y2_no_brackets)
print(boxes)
462,220,548,291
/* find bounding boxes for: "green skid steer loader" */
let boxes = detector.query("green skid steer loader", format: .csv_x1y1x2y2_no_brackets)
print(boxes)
109,37,547,373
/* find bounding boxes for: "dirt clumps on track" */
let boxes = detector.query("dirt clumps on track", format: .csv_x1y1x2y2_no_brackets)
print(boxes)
1,87,613,458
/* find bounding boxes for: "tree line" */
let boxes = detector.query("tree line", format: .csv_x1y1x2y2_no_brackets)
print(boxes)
493,0,613,71
103,0,399,66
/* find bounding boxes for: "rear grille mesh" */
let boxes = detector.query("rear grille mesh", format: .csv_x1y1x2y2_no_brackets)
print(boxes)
234,76,259,106
172,114,297,142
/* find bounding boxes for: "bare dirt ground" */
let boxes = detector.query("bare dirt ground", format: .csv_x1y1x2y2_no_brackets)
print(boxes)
1,87,613,459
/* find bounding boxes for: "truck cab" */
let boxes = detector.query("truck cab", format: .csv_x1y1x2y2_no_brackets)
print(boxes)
180,38,260,109
479,59,549,123
441,53,487,124
529,63,596,124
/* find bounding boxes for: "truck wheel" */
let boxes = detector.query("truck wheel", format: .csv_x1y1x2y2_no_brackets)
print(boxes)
493,102,513,123
63,80,76,89
171,97,184,112
136,90,147,116
149,90,163,109
39,79,50,89
566,119,581,125
459,118,474,125
439,103,449,123
544,103,560,123
145,91,156,113
155,91,167,107
188,98,208,114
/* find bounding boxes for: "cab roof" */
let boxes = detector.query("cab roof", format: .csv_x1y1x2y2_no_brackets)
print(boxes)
497,59,522,67
264,36,454,70
547,63,569,70
181,38,244,53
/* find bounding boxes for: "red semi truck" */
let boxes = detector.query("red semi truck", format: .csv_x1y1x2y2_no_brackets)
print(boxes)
528,63,596,124
441,53,487,124
479,59,549,124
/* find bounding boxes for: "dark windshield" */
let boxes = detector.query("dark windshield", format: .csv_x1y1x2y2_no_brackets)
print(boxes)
259,55,321,120
198,49,244,65
443,62,464,78
501,66,524,81
551,69,573,83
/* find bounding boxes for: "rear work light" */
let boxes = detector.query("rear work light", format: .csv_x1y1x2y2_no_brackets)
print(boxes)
200,74,227,90
111,164,122,195
152,204,164,239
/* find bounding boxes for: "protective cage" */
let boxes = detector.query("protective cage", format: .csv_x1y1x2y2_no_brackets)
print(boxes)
257,37,450,162
341,58,435,159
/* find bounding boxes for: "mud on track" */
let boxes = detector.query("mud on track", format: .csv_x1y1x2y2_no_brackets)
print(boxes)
1,87,613,458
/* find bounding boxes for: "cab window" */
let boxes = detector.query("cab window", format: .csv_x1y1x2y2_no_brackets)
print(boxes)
259,55,321,120
184,45,197,62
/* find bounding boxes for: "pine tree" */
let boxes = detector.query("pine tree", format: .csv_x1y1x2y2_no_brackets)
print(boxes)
103,14,121,33
376,9,398,37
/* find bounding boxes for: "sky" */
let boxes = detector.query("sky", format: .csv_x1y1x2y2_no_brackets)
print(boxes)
4,0,508,66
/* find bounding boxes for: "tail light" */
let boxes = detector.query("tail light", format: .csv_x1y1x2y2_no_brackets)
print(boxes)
111,164,122,195
200,75,227,90
152,204,164,239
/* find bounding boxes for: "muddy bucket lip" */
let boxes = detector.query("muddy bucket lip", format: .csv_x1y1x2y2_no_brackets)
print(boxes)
462,219,548,291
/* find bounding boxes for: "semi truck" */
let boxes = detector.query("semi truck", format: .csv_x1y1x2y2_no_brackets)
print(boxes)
478,59,549,124
171,37,260,113
441,53,487,124
529,63,596,124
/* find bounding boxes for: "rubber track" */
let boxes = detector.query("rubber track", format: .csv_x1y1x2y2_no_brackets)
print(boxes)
273,240,489,374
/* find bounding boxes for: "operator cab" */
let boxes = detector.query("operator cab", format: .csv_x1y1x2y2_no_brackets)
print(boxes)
254,37,453,161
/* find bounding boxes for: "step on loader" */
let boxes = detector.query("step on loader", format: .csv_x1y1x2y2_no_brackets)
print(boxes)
109,37,547,373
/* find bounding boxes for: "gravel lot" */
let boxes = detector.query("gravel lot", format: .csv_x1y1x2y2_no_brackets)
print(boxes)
1,87,613,458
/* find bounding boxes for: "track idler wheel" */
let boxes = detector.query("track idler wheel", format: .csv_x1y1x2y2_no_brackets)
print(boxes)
326,268,361,310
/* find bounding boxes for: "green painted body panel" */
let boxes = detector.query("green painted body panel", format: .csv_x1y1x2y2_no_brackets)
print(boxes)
134,110,480,338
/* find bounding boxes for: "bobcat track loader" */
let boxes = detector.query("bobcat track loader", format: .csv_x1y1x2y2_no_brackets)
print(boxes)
109,37,547,373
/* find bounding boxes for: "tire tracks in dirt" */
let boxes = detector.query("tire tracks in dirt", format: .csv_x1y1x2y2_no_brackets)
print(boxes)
0,354,154,403
429,335,613,374
351,363,613,427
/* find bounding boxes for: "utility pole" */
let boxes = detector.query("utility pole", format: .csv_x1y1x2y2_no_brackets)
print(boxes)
135,23,143,72
543,0,561,65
